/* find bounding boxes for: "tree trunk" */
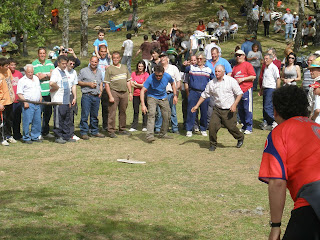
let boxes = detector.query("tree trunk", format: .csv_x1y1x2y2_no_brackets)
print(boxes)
80,0,88,57
269,0,274,11
132,0,138,29
314,9,320,46
294,0,304,52
245,0,258,34
23,31,28,56
62,0,70,48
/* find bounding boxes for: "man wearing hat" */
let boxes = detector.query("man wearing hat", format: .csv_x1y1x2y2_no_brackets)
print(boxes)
282,8,294,40
293,12,299,28
231,50,256,134
204,36,221,60
309,57,320,124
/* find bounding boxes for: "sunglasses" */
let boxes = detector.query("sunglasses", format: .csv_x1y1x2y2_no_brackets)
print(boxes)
288,57,295,60
155,74,163,77
235,54,243,57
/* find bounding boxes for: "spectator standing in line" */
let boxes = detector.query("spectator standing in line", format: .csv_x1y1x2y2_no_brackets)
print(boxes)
247,44,263,90
217,5,229,23
121,33,133,73
149,48,161,73
150,34,161,50
129,61,149,132
282,8,294,40
17,65,42,144
32,47,55,139
93,29,111,59
8,58,23,140
135,35,153,68
261,7,271,37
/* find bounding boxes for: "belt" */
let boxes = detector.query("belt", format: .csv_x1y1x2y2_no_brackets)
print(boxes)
85,92,99,96
190,88,203,92
167,91,173,94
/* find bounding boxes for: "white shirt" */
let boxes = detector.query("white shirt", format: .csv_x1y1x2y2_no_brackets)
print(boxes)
204,43,221,60
201,75,243,109
190,35,198,50
17,75,41,102
282,13,294,24
229,24,239,32
313,95,320,124
262,62,280,89
122,39,133,56
66,68,78,94
207,21,219,29
165,64,181,92
50,67,70,104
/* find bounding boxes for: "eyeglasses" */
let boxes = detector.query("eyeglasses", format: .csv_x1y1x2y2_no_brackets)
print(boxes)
197,57,203,60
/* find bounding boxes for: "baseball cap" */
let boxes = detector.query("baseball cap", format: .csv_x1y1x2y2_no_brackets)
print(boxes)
235,50,246,56
286,8,291,11
308,57,320,69
309,81,320,89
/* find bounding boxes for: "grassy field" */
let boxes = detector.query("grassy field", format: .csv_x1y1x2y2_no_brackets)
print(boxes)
1,0,317,239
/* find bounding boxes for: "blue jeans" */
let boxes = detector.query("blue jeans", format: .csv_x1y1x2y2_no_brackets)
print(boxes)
121,56,132,73
80,94,100,135
253,66,261,90
22,103,41,141
238,89,253,131
285,23,293,40
263,88,275,125
186,90,209,131
155,93,178,132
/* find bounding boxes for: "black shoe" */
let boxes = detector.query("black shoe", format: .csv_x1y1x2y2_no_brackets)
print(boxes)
55,138,66,144
118,130,131,136
236,139,244,148
23,140,33,144
67,138,77,142
209,146,216,151
109,132,117,138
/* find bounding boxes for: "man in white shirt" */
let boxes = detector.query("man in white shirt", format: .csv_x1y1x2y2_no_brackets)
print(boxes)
204,36,221,60
17,64,42,144
191,65,244,151
121,33,133,73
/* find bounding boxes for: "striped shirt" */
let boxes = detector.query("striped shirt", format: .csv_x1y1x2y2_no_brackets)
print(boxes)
184,65,214,92
105,64,131,92
32,59,55,96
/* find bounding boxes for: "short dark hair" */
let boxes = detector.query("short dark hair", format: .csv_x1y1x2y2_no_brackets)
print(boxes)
151,34,157,41
211,47,219,53
67,56,77,63
98,29,105,35
150,48,161,55
273,85,309,120
0,58,9,66
112,51,121,57
143,35,148,41
154,65,164,73
57,55,68,63
38,47,46,53
126,33,132,39
99,45,107,51
7,58,18,64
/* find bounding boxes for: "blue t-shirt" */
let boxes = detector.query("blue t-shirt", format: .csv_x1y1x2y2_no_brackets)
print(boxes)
205,57,232,78
241,40,254,55
93,39,108,52
143,72,173,99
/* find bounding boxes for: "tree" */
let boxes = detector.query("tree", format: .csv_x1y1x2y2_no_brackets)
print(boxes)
314,9,320,46
80,0,89,57
245,0,258,34
62,0,70,48
132,0,138,29
269,0,274,11
294,0,304,52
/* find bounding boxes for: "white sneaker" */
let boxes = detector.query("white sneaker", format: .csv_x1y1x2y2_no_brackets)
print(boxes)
38,135,44,140
142,128,147,132
129,128,137,132
7,136,17,143
201,131,207,136
244,130,252,134
1,140,9,146
72,135,80,141
186,131,192,137
44,133,55,138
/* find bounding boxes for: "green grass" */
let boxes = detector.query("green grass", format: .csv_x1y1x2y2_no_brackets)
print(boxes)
0,0,314,239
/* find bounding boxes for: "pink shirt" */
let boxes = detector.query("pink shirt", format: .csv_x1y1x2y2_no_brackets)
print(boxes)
11,70,23,103
131,72,149,96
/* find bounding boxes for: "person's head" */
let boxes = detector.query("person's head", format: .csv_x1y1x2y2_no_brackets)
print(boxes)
0,58,9,71
286,52,297,65
215,65,225,79
220,21,225,26
267,48,277,59
220,5,224,10
231,19,236,24
199,20,204,25
8,58,18,73
67,56,77,71
98,29,105,40
160,53,169,66
126,33,132,39
307,54,317,67
24,64,34,79
293,11,297,16
143,35,148,41
162,29,167,35
38,47,47,63
223,17,227,21
303,23,307,28
309,22,314,28
235,46,240,52
196,52,205,66
210,18,215,22
99,45,108,59
151,34,157,41
190,55,197,65
266,7,270,12
308,57,320,79
310,81,320,96
89,56,99,70
211,47,220,62
286,8,291,14
272,85,308,123
252,44,259,52
112,51,121,66
57,55,68,70
135,60,146,74
153,65,165,81
151,48,161,60
173,23,177,28
235,50,246,63
264,53,273,66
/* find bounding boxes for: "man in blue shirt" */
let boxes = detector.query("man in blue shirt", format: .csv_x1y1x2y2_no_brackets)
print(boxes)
241,35,254,55
140,65,178,142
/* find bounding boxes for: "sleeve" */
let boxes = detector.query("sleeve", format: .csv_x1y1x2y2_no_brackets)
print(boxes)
168,75,174,84
73,73,78,85
78,69,84,82
93,39,99,47
104,68,110,84
35,76,41,92
50,69,59,84
224,61,232,74
314,96,320,110
174,67,181,82
75,58,81,68
247,62,256,76
183,66,191,73
231,78,243,96
200,81,211,99
16,79,24,95
259,132,288,183
104,40,108,47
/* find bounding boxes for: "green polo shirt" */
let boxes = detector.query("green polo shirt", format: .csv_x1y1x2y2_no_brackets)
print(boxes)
32,59,55,96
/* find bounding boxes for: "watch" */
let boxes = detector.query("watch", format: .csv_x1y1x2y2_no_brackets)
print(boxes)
269,221,281,227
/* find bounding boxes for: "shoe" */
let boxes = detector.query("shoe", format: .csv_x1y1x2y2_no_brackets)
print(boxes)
91,133,105,138
38,135,44,140
101,127,108,132
32,139,43,143
44,133,55,138
243,130,252,135
261,125,273,131
7,137,17,143
201,131,207,137
209,146,216,151
146,136,155,142
55,138,66,144
22,140,32,144
194,127,200,133
81,135,90,140
186,131,192,137
67,138,77,142
159,134,173,139
1,140,9,146
172,130,180,134
109,132,117,138
118,131,131,136
72,135,80,141
142,128,147,132
129,128,137,132
236,139,244,148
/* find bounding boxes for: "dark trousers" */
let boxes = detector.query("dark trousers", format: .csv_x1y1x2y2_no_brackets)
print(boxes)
41,95,52,135
263,21,270,36
283,206,320,240
262,88,275,125
181,90,188,129
209,106,244,147
100,89,109,130
53,104,71,140
3,103,13,139
69,94,78,137
12,102,22,140
131,95,147,129
108,90,128,134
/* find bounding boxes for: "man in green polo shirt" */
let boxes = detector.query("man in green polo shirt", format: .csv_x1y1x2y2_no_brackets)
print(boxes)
32,47,55,138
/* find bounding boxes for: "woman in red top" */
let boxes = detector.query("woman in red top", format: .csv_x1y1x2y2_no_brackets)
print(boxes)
129,61,150,132
196,20,206,32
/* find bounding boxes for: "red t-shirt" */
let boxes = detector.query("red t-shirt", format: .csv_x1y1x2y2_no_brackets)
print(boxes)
259,117,320,210
131,72,149,96
231,61,256,93
196,25,206,32
11,70,23,103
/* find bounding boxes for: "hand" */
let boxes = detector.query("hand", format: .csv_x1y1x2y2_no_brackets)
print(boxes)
0,104,5,111
68,48,74,54
173,95,178,105
191,106,198,113
230,103,237,112
71,98,76,106
24,102,29,109
237,78,244,83
129,93,133,102
107,53,111,59
269,227,281,240
141,105,148,114
90,82,97,88
258,88,263,96
109,96,115,103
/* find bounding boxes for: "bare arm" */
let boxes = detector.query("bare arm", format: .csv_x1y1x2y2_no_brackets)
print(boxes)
310,109,320,121
94,46,101,59
49,81,59,92
127,81,133,101
140,87,147,114
171,82,178,105
191,96,205,113
105,83,114,103
71,85,77,106
236,75,255,84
